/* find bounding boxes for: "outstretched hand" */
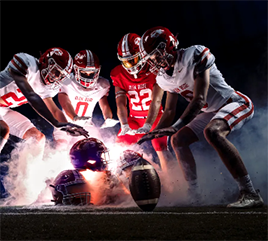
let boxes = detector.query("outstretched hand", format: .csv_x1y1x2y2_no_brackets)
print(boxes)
59,123,89,138
137,126,177,145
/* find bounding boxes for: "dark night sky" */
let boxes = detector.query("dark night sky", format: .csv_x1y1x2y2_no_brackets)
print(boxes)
1,1,267,136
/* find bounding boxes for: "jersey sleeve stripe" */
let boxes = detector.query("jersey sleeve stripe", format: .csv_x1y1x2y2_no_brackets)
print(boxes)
10,59,28,76
200,48,211,64
11,54,28,75
14,54,28,70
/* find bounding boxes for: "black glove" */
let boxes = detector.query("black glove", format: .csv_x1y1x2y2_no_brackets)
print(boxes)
59,123,89,138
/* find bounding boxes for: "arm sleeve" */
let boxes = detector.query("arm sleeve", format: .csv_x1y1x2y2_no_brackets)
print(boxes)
193,45,215,74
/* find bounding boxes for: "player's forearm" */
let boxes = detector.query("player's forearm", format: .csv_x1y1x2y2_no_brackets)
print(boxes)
180,97,205,124
154,109,175,130
146,100,161,125
117,106,128,125
99,97,113,119
28,94,59,127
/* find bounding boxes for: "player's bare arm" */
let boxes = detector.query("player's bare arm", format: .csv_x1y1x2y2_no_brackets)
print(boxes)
115,86,128,125
136,84,164,134
152,68,210,137
58,92,77,120
99,95,113,120
145,84,164,125
9,69,61,127
137,92,178,144
43,97,68,123
10,69,89,137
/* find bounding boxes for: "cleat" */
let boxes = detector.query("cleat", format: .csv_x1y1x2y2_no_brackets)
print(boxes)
227,189,264,208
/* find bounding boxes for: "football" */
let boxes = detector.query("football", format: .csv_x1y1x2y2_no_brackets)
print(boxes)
129,158,161,211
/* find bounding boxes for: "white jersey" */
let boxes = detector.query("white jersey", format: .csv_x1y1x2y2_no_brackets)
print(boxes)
58,73,110,120
0,53,58,108
156,45,235,112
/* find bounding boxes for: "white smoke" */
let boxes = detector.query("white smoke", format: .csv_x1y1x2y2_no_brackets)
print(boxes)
1,108,266,208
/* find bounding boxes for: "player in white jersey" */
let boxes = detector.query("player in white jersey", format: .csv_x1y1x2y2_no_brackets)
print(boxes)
0,47,89,155
137,26,263,208
53,49,118,146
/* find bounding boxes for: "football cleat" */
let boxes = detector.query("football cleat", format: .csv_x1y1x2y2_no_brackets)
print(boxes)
227,189,264,208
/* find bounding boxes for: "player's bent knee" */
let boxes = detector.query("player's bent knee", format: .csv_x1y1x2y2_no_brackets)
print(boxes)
204,125,222,144
23,127,45,143
171,127,198,148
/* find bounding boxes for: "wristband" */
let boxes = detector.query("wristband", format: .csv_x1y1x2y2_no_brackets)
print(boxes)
171,118,185,132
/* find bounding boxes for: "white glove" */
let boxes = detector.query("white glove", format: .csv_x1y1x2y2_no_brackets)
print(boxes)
118,124,136,136
100,118,120,129
136,123,152,134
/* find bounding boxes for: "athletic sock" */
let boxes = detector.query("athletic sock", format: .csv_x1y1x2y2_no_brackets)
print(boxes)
235,174,257,194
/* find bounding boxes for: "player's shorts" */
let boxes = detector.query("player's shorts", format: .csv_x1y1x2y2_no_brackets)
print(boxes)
187,91,254,139
116,113,167,151
0,107,36,138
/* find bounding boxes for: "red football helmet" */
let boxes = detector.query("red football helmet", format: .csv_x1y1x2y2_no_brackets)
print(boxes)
50,169,91,205
73,50,101,89
39,47,73,89
140,26,179,75
117,33,146,78
69,138,109,172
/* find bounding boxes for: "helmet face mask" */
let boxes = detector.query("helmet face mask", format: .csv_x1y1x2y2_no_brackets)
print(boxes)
117,33,146,77
41,58,70,90
50,169,91,206
140,26,179,76
39,48,73,90
74,50,101,89
74,65,100,89
143,42,174,76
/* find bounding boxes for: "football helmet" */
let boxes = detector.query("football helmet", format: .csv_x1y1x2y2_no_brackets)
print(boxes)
117,33,146,78
139,26,179,75
50,169,91,205
73,50,101,89
117,150,143,176
69,138,109,171
39,47,73,89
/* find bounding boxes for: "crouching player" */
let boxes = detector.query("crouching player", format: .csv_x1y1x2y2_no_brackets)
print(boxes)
110,33,175,173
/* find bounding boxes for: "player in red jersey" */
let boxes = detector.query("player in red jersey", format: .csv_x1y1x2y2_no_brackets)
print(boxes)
110,33,174,173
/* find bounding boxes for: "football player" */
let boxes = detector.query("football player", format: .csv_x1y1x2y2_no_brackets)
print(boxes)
137,26,263,208
110,33,174,173
0,47,89,155
53,49,118,146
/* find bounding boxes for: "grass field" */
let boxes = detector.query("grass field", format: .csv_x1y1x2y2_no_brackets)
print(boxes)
0,205,267,240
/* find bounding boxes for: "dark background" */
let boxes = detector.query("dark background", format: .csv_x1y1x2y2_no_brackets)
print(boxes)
0,1,267,140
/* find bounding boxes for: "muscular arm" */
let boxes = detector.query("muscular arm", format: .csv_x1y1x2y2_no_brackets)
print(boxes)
99,95,113,120
57,92,77,120
179,68,210,124
154,91,178,130
43,97,68,122
145,83,164,125
10,69,60,127
115,86,128,125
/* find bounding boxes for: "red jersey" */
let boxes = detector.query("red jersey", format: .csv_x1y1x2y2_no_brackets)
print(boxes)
111,65,163,117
